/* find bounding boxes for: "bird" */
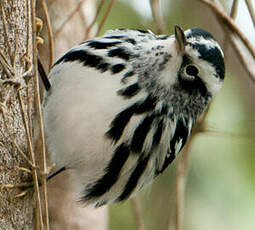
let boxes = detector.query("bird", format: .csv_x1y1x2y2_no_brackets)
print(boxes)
42,26,225,207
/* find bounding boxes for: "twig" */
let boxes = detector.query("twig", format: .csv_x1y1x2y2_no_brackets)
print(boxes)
130,197,146,230
174,106,209,230
84,0,106,40
222,0,239,52
32,0,50,228
54,0,87,37
245,0,255,27
175,140,192,230
0,50,15,78
96,0,115,36
227,27,255,83
150,0,165,34
17,88,44,230
41,0,54,69
199,0,255,59
198,0,255,83
12,33,19,71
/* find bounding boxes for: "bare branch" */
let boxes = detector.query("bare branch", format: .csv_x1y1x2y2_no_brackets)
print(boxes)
130,197,146,230
245,0,255,27
84,0,106,40
54,0,87,37
41,0,54,69
17,87,44,230
150,0,166,34
222,0,239,52
0,49,15,78
96,0,115,36
199,0,255,59
32,0,50,228
175,140,192,230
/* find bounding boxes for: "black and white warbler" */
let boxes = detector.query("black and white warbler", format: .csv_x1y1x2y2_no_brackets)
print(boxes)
43,26,225,207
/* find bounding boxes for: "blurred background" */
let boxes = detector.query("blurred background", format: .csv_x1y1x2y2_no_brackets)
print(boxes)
38,0,255,229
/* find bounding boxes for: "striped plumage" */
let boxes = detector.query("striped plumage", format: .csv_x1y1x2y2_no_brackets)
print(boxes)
43,26,225,207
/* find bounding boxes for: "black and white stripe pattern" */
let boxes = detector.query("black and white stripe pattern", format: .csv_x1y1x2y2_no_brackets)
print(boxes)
45,27,224,207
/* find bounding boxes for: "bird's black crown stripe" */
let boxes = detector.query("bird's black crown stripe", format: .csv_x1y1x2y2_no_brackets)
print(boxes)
117,154,150,201
82,143,130,200
186,28,215,40
193,44,225,80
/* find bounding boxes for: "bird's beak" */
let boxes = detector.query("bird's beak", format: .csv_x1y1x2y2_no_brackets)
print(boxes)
174,25,186,55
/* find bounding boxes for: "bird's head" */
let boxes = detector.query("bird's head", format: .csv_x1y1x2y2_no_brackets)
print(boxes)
174,26,225,97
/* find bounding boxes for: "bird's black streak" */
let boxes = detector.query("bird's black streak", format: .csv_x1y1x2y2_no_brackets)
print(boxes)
152,119,164,148
118,154,150,201
87,41,121,49
54,50,109,72
111,63,126,74
122,70,135,82
130,114,155,153
170,117,189,155
106,95,156,143
108,47,131,61
156,117,190,175
82,143,130,200
156,152,175,175
118,83,140,98
106,105,137,143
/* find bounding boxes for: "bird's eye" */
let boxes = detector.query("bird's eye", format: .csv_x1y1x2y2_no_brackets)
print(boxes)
185,65,199,77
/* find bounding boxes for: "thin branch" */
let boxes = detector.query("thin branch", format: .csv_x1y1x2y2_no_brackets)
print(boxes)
84,0,106,40
150,0,165,34
0,50,15,78
227,28,255,83
96,0,115,36
41,0,54,69
130,197,146,230
198,0,255,83
174,106,209,230
245,0,255,27
223,0,239,52
32,0,50,228
199,0,255,59
175,140,192,230
17,88,44,230
54,0,87,37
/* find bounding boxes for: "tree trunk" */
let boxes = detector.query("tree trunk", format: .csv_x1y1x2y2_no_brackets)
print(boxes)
0,0,36,229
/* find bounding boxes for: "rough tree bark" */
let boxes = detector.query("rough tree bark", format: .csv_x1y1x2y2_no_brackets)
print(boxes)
0,0,36,229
